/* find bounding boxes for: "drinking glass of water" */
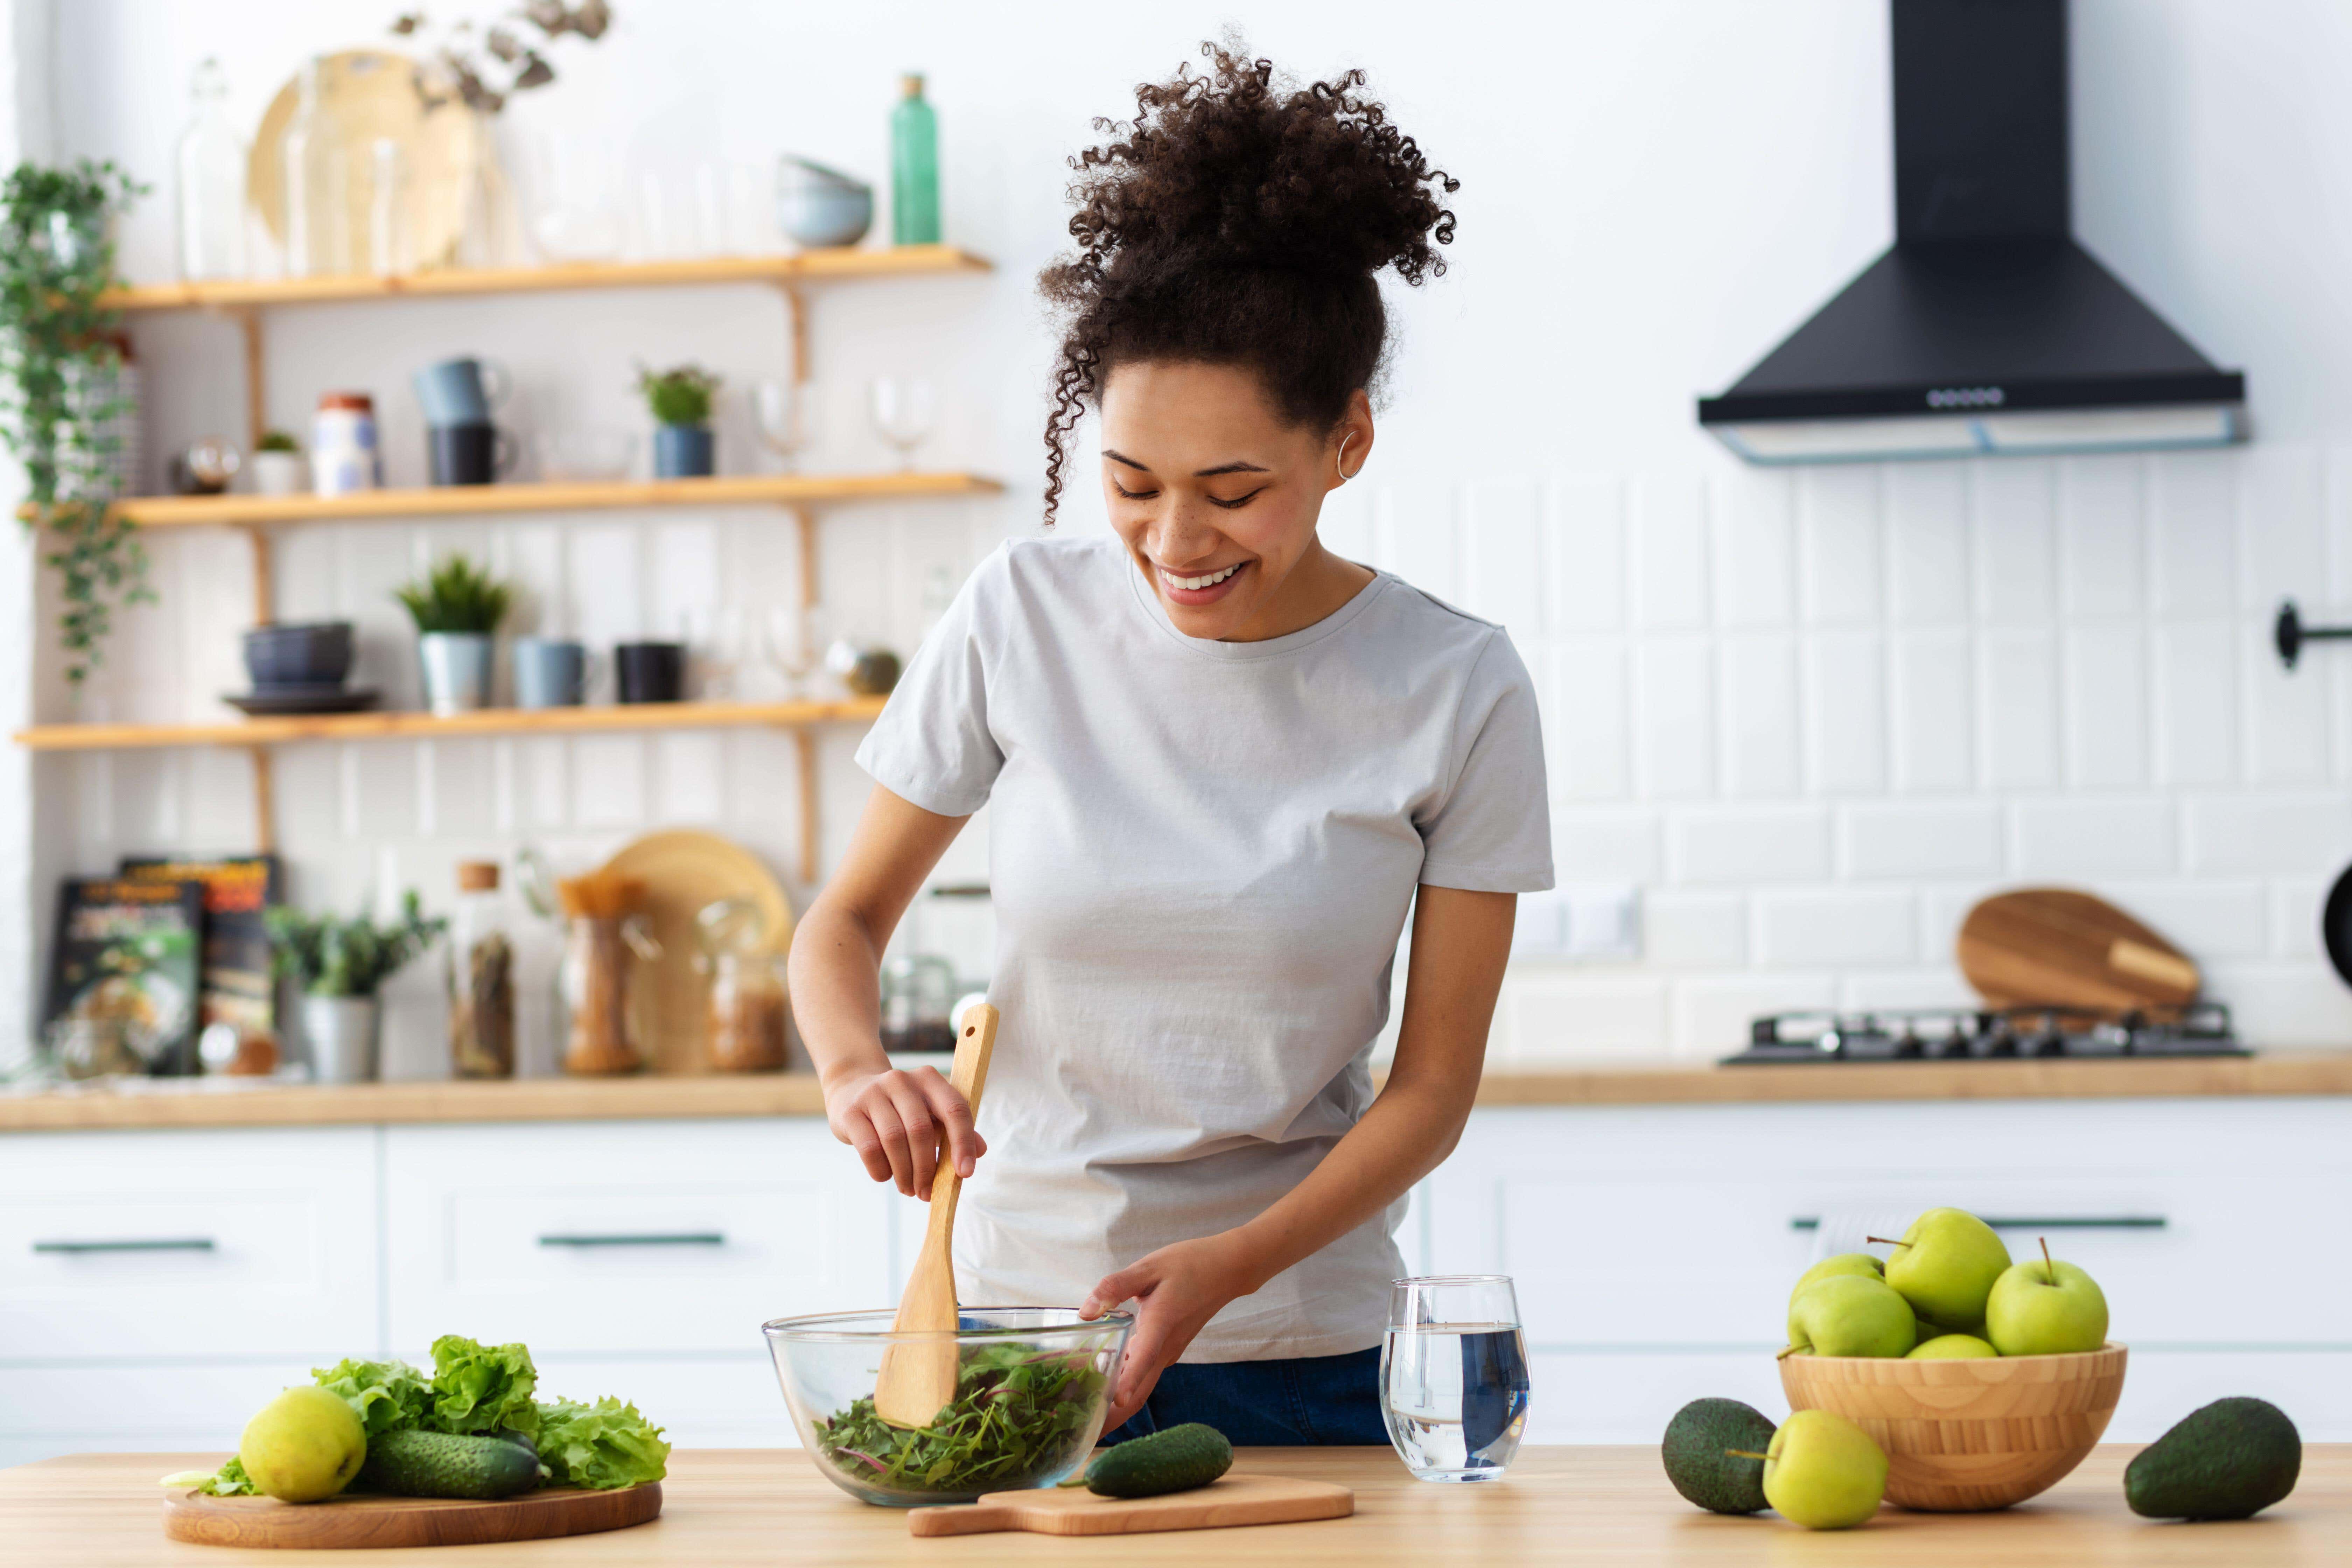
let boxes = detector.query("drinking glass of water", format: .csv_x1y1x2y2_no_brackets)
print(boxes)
1381,1274,1530,1483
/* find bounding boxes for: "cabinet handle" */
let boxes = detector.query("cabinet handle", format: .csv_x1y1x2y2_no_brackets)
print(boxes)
1790,1216,2166,1232
537,1232,726,1248
33,1238,218,1254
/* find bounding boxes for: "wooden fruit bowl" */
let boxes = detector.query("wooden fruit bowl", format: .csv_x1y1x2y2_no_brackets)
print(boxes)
1779,1343,2127,1511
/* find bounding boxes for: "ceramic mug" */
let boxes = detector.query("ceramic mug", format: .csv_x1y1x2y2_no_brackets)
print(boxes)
428,422,519,486
616,641,686,703
513,637,589,709
411,356,511,425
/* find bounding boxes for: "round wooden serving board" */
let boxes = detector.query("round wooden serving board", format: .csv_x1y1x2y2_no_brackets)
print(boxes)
1956,887,2200,1016
162,1483,661,1549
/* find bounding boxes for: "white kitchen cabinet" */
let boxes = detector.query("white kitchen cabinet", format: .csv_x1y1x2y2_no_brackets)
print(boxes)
0,1128,379,1360
1429,1099,2352,1441
382,1120,896,1355
0,1358,326,1470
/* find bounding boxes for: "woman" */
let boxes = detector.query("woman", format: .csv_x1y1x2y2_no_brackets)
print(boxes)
790,46,1551,1446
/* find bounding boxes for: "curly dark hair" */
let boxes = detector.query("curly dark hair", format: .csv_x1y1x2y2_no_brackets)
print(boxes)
1037,45,1458,525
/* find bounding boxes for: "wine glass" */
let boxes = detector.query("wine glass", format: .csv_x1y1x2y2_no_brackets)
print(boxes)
767,602,831,699
868,376,938,471
752,378,812,472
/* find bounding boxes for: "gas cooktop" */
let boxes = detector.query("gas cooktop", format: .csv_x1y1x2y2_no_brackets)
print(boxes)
1723,1002,2246,1064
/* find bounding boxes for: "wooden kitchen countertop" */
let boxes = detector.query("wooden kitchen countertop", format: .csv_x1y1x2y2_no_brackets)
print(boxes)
5,1051,2352,1132
7,1446,2344,1565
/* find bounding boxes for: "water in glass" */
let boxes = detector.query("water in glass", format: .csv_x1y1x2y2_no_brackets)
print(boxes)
1381,1276,1530,1482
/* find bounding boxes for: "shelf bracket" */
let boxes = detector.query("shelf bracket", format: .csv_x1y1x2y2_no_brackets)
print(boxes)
794,727,818,884
247,745,276,854
793,503,819,610
239,524,274,626
776,281,809,386
220,305,267,454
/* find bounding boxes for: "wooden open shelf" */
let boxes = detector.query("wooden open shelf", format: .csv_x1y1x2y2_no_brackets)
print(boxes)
15,696,887,752
81,471,1002,530
99,246,990,312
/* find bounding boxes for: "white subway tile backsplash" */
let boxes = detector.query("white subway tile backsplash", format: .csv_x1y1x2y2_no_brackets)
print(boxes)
1839,968,1981,1012
2058,455,2145,618
2100,881,2270,961
1632,473,1709,631
1805,633,1887,792
568,524,643,648
1713,467,1795,628
1384,480,1461,605
1670,806,1831,884
1552,807,1663,884
2149,451,2237,617
1505,975,1670,1063
653,732,728,823
1886,463,1970,624
2063,626,2149,786
1973,458,2056,623
2241,444,2325,614
1756,889,1918,967
342,742,419,839
1671,974,1838,1059
1549,476,1625,632
2269,876,2327,961
2153,623,2237,786
1641,890,1749,969
421,739,500,840
2011,797,2174,878
1717,636,1800,798
1317,481,1375,569
2242,623,2330,784
1549,640,1631,800
2194,962,2352,1047
1634,638,1714,797
1841,802,2002,879
1980,631,2060,788
1890,631,1974,792
1464,480,1546,636
1797,466,1881,624
2186,793,2352,876
569,734,647,828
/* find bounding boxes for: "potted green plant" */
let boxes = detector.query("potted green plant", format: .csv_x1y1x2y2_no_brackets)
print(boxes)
250,428,303,495
395,553,512,715
637,364,720,478
267,892,446,1083
0,160,150,690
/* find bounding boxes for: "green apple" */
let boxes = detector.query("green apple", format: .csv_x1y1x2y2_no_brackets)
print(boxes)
1785,1274,1916,1358
1986,1247,2108,1356
1907,1333,1998,1359
238,1385,365,1503
1875,1208,2011,1332
1786,1253,1884,1343
1731,1409,1887,1530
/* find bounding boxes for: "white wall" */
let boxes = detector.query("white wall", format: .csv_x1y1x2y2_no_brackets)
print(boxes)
30,0,2352,1063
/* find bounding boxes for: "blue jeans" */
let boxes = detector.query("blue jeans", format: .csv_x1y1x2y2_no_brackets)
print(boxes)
1101,1346,1388,1447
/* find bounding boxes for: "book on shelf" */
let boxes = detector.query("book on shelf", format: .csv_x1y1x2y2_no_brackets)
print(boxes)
43,876,205,1075
120,853,282,1037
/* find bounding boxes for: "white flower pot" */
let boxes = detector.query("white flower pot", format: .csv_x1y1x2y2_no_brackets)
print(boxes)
419,631,495,715
302,994,382,1084
250,450,304,496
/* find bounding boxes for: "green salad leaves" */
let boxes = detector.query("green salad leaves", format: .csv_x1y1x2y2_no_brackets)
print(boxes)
197,1336,667,1497
814,1343,1107,1495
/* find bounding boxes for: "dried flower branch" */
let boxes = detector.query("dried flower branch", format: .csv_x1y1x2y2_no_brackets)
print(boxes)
391,3,612,114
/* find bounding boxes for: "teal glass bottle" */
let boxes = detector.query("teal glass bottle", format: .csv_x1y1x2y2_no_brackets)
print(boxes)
890,73,940,246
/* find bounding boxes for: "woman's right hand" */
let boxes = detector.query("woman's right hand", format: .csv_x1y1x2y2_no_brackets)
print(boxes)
823,1065,986,1202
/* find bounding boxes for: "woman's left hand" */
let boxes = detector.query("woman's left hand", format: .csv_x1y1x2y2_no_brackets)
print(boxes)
1080,1232,1264,1430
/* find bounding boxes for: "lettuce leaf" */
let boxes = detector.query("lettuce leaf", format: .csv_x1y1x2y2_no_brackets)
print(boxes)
535,1397,670,1489
429,1335,541,1437
314,1357,433,1437
198,1456,255,1496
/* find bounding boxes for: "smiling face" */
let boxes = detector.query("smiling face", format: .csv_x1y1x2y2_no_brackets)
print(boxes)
1098,360,1376,643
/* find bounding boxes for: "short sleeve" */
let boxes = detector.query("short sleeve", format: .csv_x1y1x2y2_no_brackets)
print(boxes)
853,550,1006,817
1416,630,1554,893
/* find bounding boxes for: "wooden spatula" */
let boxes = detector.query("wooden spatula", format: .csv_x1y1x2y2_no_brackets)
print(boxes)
873,1001,998,1428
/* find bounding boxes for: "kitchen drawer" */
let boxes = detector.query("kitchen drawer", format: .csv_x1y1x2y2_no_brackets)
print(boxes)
384,1120,894,1354
0,1128,379,1359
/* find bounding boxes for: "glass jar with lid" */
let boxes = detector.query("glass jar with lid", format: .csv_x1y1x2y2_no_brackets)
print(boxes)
880,951,958,1055
447,860,515,1079
698,897,788,1072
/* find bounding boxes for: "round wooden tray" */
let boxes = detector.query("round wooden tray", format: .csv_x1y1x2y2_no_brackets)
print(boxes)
162,1483,661,1549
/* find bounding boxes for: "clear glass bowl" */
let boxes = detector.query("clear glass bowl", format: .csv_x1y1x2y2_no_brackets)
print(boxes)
763,1306,1132,1506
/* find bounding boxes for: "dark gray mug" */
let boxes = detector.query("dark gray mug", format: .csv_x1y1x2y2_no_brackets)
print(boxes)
616,641,685,703
428,422,519,486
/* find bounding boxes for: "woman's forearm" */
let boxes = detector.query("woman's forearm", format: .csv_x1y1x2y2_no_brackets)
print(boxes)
787,897,894,1091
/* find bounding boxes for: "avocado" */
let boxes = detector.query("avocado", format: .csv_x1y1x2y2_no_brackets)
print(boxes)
1081,1423,1233,1498
1661,1397,1775,1514
2125,1397,2301,1521
356,1429,542,1500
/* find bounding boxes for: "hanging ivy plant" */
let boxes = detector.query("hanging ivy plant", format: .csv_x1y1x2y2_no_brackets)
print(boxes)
0,160,150,688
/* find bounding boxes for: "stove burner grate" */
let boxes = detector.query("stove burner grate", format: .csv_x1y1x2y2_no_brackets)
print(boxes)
1723,1001,2244,1064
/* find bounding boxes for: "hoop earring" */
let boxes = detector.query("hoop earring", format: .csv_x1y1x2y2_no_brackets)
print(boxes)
1335,432,1365,483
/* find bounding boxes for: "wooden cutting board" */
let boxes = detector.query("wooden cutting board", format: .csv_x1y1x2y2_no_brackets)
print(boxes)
907,1474,1353,1538
1956,888,2200,1016
161,1483,660,1549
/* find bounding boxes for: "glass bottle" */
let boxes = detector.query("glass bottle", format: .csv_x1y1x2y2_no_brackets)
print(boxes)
447,861,516,1079
282,56,346,277
889,72,940,246
174,57,246,281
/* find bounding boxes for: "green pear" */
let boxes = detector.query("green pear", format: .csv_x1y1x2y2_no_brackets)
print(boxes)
1986,1243,2108,1356
1785,1274,1916,1358
1785,1253,1884,1343
1874,1208,2010,1332
1907,1333,1998,1359
239,1385,366,1503
1728,1409,1887,1530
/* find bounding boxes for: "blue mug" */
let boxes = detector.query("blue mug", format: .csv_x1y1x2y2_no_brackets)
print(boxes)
513,637,588,708
411,356,510,426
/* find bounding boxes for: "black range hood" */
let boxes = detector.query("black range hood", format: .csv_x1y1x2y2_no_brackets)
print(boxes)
1698,0,2245,464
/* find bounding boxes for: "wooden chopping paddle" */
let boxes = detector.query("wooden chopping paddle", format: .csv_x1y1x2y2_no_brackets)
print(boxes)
907,1473,1354,1538
1956,888,2200,1016
873,1001,998,1428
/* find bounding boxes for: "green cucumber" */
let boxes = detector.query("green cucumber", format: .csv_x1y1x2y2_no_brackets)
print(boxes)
1080,1423,1233,1498
356,1429,540,1500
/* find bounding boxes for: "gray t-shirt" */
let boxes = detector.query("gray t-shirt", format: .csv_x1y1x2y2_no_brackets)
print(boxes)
855,536,1552,1360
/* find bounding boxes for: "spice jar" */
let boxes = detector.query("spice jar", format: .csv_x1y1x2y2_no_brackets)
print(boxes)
311,391,381,496
556,872,656,1075
447,860,516,1079
698,898,788,1072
